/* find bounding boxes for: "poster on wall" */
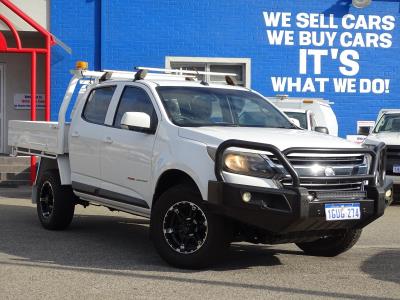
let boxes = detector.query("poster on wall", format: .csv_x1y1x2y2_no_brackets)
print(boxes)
14,93,45,110
263,11,396,95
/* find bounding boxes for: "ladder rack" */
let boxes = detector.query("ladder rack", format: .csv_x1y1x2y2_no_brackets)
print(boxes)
73,69,195,82
135,66,237,77
73,67,237,84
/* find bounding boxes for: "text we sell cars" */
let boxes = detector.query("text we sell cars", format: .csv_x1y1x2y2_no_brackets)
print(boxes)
266,12,395,30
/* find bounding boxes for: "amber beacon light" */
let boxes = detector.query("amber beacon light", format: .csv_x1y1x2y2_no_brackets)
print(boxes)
76,61,89,70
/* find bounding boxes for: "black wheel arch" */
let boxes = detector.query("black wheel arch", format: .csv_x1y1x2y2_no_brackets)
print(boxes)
35,158,58,185
153,169,202,205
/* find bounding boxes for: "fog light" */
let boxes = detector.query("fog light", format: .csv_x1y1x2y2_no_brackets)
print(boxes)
242,192,252,203
385,189,392,199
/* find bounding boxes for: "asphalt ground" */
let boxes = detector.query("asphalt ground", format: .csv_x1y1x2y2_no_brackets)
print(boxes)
0,187,399,300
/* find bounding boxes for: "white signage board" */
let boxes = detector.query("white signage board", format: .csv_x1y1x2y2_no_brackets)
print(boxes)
14,94,45,110
357,120,375,129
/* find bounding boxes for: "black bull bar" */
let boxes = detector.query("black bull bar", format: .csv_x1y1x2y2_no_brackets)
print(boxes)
207,140,391,234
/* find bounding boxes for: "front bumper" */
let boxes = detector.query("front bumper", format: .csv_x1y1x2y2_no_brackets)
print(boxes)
208,179,392,234
209,140,391,235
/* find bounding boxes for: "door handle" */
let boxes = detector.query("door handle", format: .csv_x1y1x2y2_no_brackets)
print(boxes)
71,131,80,138
103,136,113,144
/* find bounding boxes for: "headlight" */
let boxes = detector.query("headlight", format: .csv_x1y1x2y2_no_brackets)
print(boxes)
223,151,283,179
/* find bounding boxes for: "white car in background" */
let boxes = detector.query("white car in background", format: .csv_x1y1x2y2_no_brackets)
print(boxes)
364,109,400,202
269,96,338,136
280,108,315,131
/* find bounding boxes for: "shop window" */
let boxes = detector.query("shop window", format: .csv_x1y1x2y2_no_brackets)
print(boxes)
166,57,251,88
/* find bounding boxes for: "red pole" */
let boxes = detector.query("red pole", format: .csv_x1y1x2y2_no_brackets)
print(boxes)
0,15,22,49
31,52,37,184
45,36,51,121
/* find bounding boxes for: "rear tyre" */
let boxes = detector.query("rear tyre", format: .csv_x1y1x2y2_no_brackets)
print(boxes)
296,229,362,257
150,184,231,269
36,170,75,230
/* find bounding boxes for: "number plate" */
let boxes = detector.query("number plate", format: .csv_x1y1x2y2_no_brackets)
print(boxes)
325,203,361,221
393,164,400,174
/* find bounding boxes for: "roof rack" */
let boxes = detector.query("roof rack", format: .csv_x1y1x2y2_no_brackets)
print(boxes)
72,69,196,83
71,63,238,85
136,67,238,86
135,66,237,77
104,69,197,81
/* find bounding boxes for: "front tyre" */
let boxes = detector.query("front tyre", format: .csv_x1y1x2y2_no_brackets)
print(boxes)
150,184,231,269
296,229,362,257
36,170,75,230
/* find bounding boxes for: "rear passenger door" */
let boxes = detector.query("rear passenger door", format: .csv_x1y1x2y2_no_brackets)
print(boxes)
99,84,159,209
69,85,117,190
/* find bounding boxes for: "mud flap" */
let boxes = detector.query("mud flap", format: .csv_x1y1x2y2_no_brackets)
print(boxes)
31,184,38,204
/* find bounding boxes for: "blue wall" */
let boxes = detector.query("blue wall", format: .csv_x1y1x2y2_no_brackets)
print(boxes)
50,0,100,121
51,0,400,137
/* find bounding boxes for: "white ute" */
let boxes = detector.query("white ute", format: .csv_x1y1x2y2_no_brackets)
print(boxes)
8,63,391,268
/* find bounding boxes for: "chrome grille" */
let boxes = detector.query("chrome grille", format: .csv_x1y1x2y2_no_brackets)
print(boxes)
281,178,364,191
274,153,368,192
271,155,364,166
284,155,364,166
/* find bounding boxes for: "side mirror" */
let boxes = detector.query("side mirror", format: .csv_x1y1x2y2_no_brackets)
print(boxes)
315,126,329,134
289,118,301,128
121,112,153,133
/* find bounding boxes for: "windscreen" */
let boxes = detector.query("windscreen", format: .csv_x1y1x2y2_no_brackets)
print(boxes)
284,111,307,129
156,87,295,129
374,113,400,133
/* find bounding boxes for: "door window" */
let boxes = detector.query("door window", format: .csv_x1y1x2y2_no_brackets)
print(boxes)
82,86,116,124
113,86,158,130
